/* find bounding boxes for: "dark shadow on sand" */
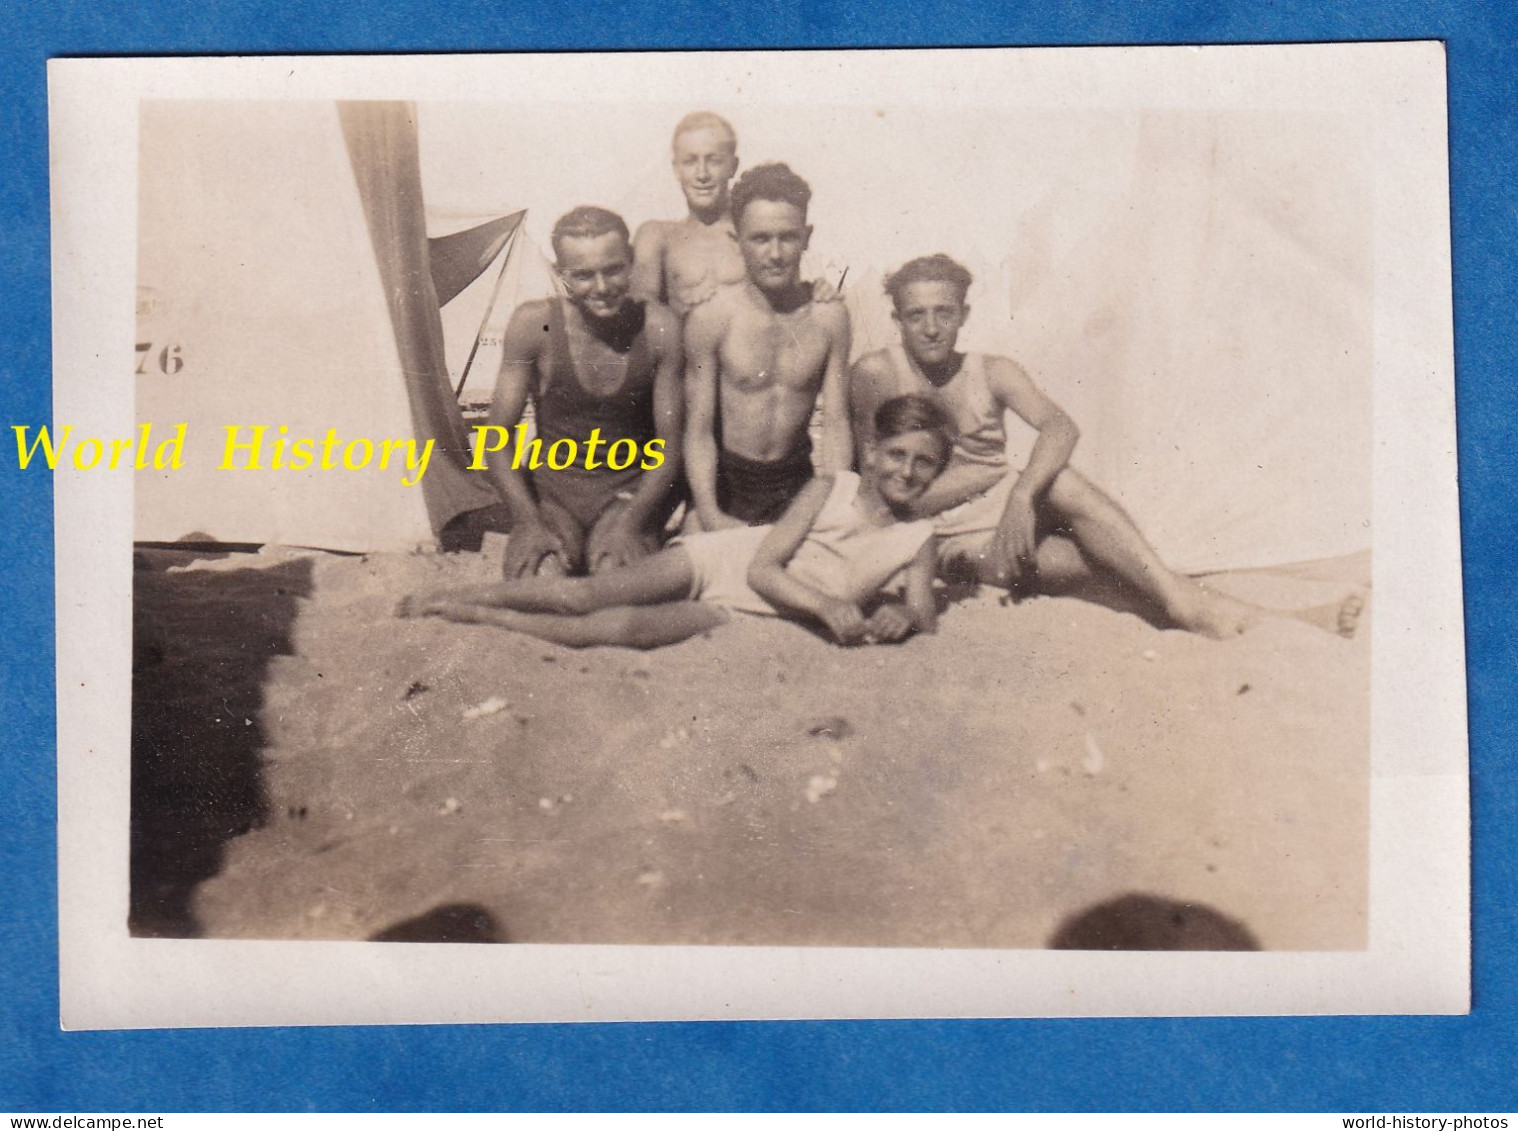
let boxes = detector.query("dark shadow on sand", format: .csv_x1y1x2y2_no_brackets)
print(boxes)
369,903,505,943
130,555,314,937
1049,892,1260,951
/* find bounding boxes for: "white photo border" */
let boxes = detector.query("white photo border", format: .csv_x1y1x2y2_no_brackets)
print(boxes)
51,43,1467,1029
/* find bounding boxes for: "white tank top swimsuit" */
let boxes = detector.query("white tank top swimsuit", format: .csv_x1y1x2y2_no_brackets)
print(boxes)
886,345,1007,468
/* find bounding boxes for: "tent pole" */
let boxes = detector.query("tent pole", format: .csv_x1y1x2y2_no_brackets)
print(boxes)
454,223,522,400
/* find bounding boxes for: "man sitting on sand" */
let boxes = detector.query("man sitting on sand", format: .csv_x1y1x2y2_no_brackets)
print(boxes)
848,254,1360,638
483,206,683,578
683,163,853,530
400,395,952,650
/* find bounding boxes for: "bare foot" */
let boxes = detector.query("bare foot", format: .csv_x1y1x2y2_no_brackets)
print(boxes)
1170,586,1258,639
1290,593,1365,639
1338,593,1365,638
395,593,451,619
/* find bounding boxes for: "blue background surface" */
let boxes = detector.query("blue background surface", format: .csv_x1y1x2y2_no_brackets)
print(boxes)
2,1,1513,1113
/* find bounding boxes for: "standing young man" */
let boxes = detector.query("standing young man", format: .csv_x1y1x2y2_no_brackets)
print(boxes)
484,206,683,577
630,112,748,319
682,163,853,530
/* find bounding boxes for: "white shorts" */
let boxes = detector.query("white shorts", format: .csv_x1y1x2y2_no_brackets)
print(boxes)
932,470,1020,561
672,526,779,618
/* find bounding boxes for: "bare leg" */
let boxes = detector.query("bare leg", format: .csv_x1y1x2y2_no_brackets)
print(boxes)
1028,534,1092,592
1039,468,1256,637
1022,469,1366,639
960,534,1091,601
398,546,699,618
420,600,729,649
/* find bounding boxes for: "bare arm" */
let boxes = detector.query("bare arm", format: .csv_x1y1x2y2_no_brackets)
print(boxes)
909,458,1013,518
981,355,1080,578
862,537,939,643
682,299,736,529
816,304,854,473
487,303,567,576
988,355,1079,502
845,354,881,469
747,476,867,644
617,304,684,531
901,538,938,634
485,303,549,525
630,222,666,305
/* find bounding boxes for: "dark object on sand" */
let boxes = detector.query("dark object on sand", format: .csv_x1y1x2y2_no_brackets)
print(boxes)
370,903,504,944
807,716,854,741
1048,892,1260,951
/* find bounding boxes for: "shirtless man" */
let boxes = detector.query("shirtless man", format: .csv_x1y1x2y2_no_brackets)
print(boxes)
484,206,683,577
632,112,842,319
630,112,748,319
848,254,1357,638
683,163,853,530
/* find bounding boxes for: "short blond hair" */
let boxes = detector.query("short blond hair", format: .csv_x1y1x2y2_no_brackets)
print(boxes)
671,111,736,152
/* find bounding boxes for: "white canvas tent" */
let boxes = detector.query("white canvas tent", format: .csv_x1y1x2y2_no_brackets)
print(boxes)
135,100,502,553
136,100,1370,569
835,111,1372,574
418,101,1370,575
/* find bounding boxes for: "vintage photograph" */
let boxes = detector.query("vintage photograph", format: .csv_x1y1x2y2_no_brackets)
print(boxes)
127,93,1371,951
51,46,1465,1026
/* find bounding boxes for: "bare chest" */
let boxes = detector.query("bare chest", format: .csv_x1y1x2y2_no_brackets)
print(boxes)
665,225,746,292
719,308,830,393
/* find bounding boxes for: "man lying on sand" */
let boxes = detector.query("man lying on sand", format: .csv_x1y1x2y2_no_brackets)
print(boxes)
399,395,949,649
483,207,683,578
683,163,853,530
848,254,1361,639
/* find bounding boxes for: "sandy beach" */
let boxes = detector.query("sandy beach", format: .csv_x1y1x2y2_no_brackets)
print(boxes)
130,544,1369,951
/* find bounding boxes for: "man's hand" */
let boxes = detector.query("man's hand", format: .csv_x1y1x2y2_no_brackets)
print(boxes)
588,516,654,574
985,489,1039,584
810,277,844,303
816,598,869,645
502,521,569,579
863,604,916,644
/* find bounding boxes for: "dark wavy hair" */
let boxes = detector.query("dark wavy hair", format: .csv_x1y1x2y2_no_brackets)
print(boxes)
729,162,812,224
884,254,974,306
550,206,631,258
874,393,956,467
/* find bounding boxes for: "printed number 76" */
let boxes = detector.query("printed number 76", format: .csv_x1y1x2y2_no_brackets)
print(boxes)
135,342,184,375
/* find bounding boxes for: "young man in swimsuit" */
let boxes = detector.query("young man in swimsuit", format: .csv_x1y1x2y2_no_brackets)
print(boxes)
683,163,853,531
484,206,683,578
399,394,950,649
630,112,749,319
847,254,1360,639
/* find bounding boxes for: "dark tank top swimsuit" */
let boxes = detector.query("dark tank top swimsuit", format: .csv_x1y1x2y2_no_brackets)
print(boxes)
530,299,658,528
536,298,656,450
